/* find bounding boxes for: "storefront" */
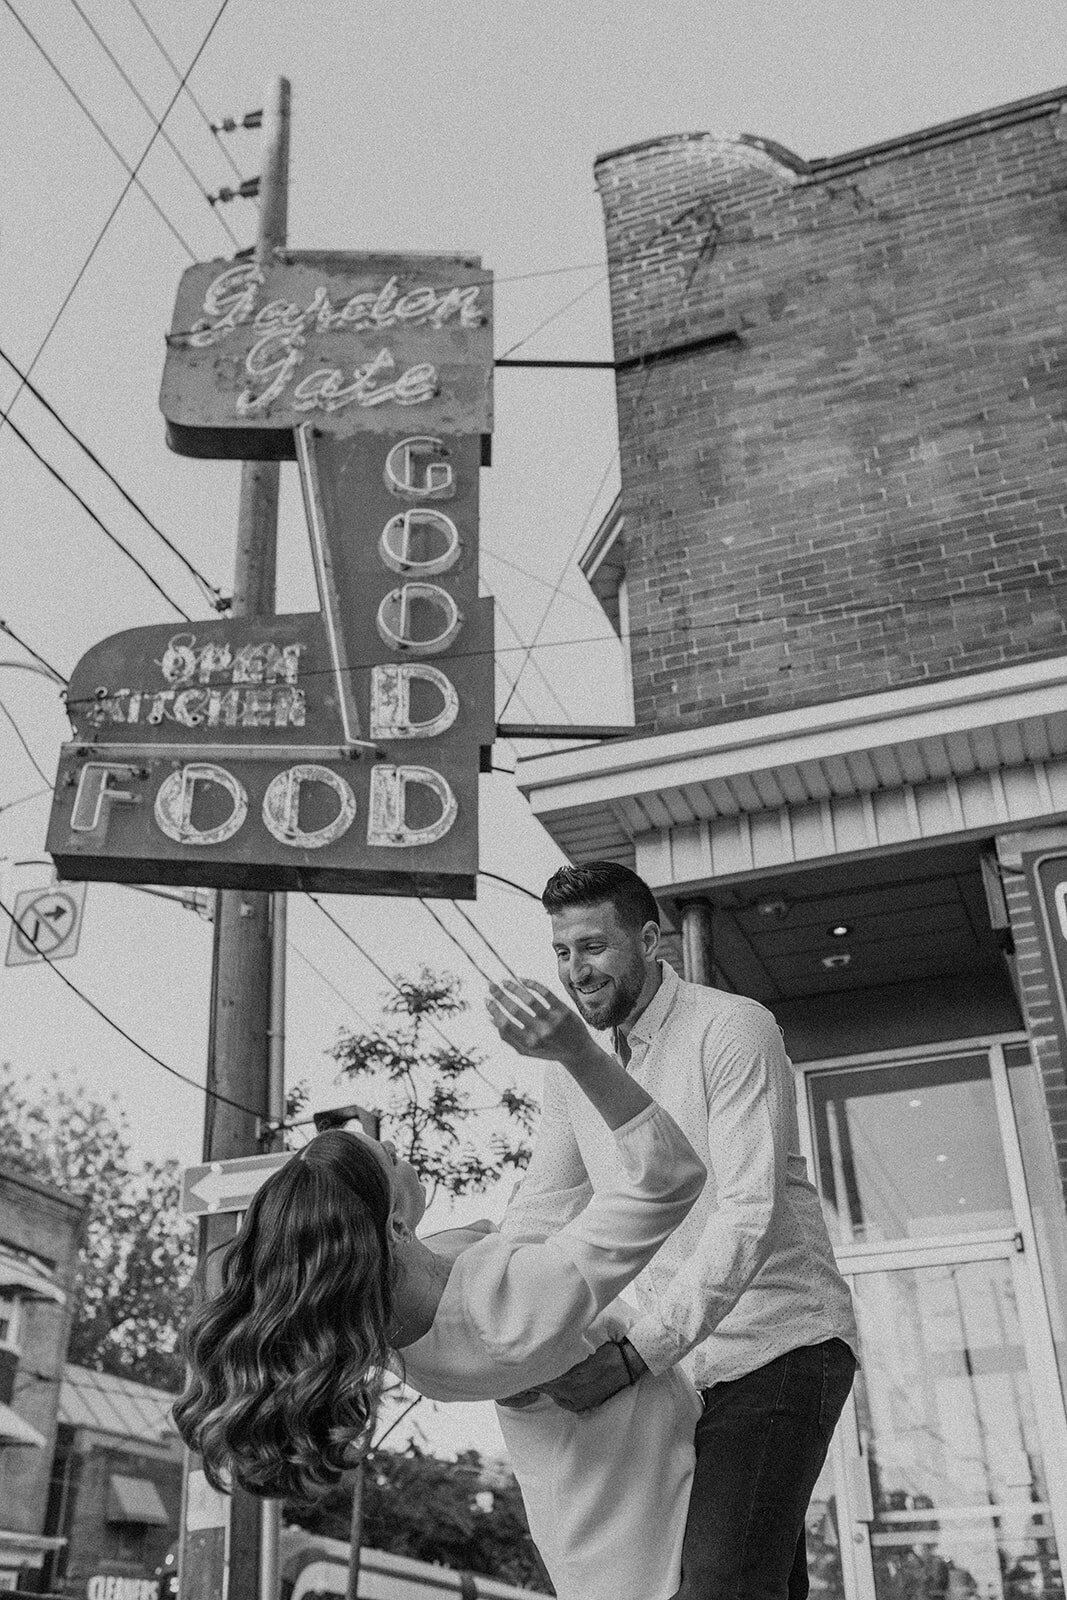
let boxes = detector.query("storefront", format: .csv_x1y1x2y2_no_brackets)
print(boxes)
516,82,1067,1600
43,1365,182,1600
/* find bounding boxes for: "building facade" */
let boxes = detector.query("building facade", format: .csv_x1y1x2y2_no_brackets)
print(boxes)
518,86,1067,1600
0,1165,85,1589
43,1366,182,1600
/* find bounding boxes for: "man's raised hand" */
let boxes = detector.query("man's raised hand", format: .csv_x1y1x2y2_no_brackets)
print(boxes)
485,979,593,1066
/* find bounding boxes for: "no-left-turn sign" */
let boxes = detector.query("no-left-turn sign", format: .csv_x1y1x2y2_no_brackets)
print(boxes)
5,882,87,967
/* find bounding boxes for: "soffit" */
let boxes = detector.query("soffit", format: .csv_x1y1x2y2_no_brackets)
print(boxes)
517,658,1067,864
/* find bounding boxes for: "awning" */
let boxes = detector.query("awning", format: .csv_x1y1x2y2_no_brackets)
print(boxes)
106,1474,170,1526
0,1247,65,1304
0,1402,46,1448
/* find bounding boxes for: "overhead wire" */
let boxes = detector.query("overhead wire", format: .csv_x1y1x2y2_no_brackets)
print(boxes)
0,0,234,436
499,211,724,717
122,0,245,182
65,0,242,250
0,898,260,1116
0,622,68,686
0,0,198,260
497,273,609,360
0,786,53,818
1,408,192,619
0,345,228,613
287,938,375,1029
0,699,53,787
449,901,521,982
418,899,496,986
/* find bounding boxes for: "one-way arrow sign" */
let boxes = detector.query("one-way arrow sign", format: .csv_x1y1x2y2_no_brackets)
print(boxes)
180,1152,293,1216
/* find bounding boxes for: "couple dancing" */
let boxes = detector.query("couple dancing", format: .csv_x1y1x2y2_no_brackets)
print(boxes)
177,862,858,1600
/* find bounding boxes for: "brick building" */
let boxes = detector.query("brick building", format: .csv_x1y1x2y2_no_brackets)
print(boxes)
518,86,1067,1600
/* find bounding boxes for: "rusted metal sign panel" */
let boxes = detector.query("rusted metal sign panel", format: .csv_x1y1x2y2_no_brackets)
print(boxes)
47,601,494,897
161,250,493,458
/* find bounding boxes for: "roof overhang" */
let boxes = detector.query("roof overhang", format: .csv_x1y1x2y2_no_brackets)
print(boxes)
0,1402,46,1448
0,1247,65,1304
516,656,1067,890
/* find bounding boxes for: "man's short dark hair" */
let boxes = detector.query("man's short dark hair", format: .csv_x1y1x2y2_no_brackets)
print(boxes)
542,861,660,932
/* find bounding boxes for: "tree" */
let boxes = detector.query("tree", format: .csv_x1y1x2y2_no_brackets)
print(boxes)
0,1062,196,1390
290,1442,554,1594
329,968,538,1201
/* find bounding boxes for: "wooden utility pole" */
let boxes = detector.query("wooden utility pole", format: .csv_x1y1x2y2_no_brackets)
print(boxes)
179,77,291,1600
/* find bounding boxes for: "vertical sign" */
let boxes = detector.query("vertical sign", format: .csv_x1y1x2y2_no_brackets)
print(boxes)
1025,852,1067,1082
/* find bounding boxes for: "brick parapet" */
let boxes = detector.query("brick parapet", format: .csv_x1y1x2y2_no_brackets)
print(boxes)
596,96,1067,732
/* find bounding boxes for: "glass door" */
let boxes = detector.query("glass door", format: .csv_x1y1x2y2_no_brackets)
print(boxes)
798,1044,1067,1600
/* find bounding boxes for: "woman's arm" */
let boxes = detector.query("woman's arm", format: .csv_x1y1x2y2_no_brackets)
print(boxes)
486,979,652,1129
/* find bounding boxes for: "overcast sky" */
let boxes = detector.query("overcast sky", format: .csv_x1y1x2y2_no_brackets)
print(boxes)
1,0,1061,1456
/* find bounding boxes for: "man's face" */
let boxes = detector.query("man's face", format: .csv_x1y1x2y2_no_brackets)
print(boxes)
550,899,655,1031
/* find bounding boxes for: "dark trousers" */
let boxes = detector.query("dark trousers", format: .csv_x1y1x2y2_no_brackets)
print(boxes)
671,1337,857,1600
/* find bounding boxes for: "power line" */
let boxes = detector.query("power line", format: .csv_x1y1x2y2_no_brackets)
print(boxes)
500,213,723,716
481,545,603,616
0,0,197,259
1,409,191,619
0,621,68,686
498,273,609,360
0,699,53,787
66,0,242,250
287,938,375,1030
418,898,496,986
0,343,228,613
0,786,52,818
478,871,542,902
450,901,520,981
0,897,259,1117
0,0,234,438
122,0,245,182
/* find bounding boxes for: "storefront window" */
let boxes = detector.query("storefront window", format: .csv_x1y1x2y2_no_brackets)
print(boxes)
808,1055,1015,1246
1005,1045,1067,1413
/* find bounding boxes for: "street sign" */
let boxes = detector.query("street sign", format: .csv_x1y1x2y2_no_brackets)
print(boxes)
4,881,87,967
1025,851,1067,1082
161,251,493,459
180,1151,293,1216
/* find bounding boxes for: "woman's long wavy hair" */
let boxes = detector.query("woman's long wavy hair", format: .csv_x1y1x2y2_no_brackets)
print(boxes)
173,1129,396,1502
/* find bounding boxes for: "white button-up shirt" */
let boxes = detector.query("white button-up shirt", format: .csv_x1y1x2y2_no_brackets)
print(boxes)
503,963,858,1389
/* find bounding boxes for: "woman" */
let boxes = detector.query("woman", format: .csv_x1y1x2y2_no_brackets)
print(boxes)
175,980,705,1600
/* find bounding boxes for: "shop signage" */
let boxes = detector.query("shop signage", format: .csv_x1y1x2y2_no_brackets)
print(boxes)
47,433,494,897
160,251,492,458
87,1580,159,1600
1024,851,1067,1080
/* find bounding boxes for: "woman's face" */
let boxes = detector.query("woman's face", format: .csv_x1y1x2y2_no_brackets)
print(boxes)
357,1131,427,1235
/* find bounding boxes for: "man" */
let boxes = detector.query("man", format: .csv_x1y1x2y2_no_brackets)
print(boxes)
487,860,858,1600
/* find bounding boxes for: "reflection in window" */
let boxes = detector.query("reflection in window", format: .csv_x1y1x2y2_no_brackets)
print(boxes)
853,1259,1063,1600
809,1057,1014,1246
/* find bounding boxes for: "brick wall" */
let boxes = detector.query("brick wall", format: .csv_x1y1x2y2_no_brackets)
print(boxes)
596,91,1067,732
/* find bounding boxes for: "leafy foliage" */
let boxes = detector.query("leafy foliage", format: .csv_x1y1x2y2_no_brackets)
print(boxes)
289,1442,553,1594
0,1062,196,1389
329,968,539,1202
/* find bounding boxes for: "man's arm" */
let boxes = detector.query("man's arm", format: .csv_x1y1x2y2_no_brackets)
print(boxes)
542,1001,791,1411
624,1002,790,1374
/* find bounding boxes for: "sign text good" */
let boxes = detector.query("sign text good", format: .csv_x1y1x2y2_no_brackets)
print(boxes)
161,251,492,458
180,1151,293,1216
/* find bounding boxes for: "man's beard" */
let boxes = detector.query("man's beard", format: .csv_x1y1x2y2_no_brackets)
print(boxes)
569,956,648,1031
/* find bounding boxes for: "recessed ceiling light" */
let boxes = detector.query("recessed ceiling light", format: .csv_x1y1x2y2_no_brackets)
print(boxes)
909,1098,922,1108
829,924,851,938
821,953,851,970
755,896,790,921
936,1154,947,1163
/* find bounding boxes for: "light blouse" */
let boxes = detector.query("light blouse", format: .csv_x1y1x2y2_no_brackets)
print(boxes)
401,1102,705,1600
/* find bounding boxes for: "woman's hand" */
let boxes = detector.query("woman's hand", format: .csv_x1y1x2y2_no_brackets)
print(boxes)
486,979,597,1068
